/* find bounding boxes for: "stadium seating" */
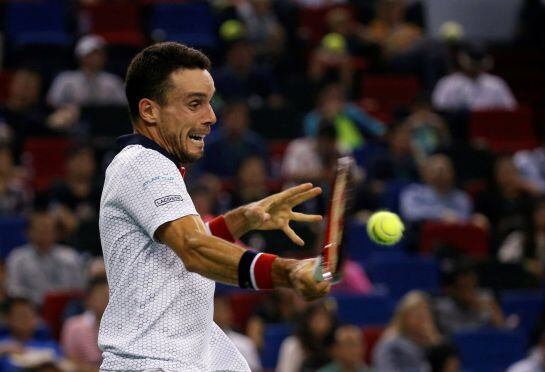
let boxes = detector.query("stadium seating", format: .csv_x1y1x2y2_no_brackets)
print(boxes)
81,2,146,47
298,4,356,46
42,290,85,339
5,1,72,47
420,221,489,259
333,292,394,326
23,137,73,191
0,216,28,258
361,325,385,365
229,291,267,331
150,1,216,49
365,257,440,298
501,290,545,337
469,106,537,153
453,329,526,372
0,70,14,105
361,75,420,114
261,323,293,370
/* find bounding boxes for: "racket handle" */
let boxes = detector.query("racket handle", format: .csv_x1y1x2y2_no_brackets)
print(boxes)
313,257,324,282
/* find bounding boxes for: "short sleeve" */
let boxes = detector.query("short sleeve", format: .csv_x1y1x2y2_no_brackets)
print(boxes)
115,149,198,240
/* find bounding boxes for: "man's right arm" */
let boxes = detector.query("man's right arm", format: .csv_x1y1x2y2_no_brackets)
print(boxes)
156,215,330,301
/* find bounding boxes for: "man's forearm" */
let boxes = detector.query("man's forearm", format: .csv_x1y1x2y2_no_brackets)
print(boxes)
223,206,252,239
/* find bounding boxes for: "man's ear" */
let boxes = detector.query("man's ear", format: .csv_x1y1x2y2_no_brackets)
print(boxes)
139,98,159,126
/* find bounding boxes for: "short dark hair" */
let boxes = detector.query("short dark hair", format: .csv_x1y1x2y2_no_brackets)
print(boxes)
125,42,211,122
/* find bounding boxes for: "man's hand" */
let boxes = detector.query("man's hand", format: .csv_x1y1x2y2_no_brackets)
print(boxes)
277,258,330,301
226,183,322,245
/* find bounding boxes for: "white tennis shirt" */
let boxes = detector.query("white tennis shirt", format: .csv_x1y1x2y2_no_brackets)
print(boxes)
98,134,250,371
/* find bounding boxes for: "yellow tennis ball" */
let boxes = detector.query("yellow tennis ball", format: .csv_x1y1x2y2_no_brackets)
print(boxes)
367,211,404,245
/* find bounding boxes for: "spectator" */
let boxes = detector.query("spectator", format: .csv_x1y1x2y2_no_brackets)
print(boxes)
60,276,108,371
6,211,85,305
426,342,461,372
513,139,545,194
432,44,517,111
47,144,102,255
400,154,477,223
507,329,545,372
0,298,63,371
317,325,373,372
282,119,339,186
373,291,441,372
47,35,126,109
498,197,545,281
230,155,269,208
214,39,283,108
214,294,262,371
200,101,268,178
475,156,536,249
303,84,385,152
434,265,505,334
277,300,337,372
0,144,30,216
403,96,451,164
246,289,308,350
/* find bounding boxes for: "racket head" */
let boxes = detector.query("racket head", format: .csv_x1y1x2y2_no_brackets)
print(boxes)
314,156,354,283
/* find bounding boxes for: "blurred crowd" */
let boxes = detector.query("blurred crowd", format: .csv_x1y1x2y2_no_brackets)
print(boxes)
0,0,545,371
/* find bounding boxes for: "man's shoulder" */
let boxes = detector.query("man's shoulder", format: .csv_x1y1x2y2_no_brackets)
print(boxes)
53,245,81,261
52,70,82,83
6,244,34,262
107,145,176,177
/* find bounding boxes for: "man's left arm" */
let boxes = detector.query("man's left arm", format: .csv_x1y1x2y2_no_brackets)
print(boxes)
207,183,322,245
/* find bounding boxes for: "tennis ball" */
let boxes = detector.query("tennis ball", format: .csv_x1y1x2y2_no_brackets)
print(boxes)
220,20,245,41
367,211,404,245
321,33,347,54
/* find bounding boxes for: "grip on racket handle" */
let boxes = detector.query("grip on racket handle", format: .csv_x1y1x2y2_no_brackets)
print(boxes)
313,257,333,282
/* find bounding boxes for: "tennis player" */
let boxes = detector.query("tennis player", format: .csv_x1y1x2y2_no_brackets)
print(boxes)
98,42,330,371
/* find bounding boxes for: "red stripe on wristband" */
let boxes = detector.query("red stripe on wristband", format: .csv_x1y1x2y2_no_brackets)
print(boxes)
208,216,236,243
252,253,277,290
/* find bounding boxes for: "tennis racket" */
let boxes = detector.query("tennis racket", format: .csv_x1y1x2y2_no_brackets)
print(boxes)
313,156,354,283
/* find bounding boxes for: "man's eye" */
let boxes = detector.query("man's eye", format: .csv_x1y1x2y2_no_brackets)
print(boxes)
189,101,200,109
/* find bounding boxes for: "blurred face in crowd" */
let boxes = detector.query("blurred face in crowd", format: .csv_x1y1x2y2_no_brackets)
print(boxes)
80,48,107,73
251,0,272,16
422,155,455,192
227,42,255,72
494,157,519,191
452,271,479,307
238,156,267,190
308,305,334,339
319,85,345,118
8,69,42,111
332,326,364,367
223,102,250,138
28,213,57,252
377,0,405,25
7,301,39,341
87,281,109,319
67,147,96,180
148,68,217,164
213,296,233,330
326,8,353,36
402,299,434,340
390,123,413,156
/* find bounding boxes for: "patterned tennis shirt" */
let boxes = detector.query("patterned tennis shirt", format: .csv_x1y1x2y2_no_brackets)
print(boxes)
98,133,249,371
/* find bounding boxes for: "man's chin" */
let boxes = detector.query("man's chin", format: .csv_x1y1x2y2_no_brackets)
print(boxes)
178,150,203,164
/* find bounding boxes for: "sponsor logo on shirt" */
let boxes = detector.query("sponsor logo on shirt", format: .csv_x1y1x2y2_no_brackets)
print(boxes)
154,195,183,207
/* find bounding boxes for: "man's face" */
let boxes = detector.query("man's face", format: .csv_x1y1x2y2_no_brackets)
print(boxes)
29,213,57,251
8,303,38,338
156,69,217,163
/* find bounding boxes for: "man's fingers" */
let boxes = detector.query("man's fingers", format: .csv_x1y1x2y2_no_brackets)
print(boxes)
288,187,322,206
291,212,322,223
271,183,314,206
283,224,305,246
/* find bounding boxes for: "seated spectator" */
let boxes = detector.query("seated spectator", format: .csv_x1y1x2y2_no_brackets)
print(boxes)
0,144,30,216
366,121,420,186
507,329,545,372
426,342,461,372
214,39,283,108
403,96,451,163
214,294,262,371
60,276,108,370
400,154,475,223
282,120,339,186
246,289,308,350
475,156,536,249
434,265,505,334
0,298,63,370
47,35,126,109
6,211,85,305
46,144,102,255
200,101,268,178
373,291,441,372
317,325,373,372
304,84,385,152
498,197,545,281
331,260,374,294
432,44,517,111
277,300,338,372
230,155,269,208
513,139,545,194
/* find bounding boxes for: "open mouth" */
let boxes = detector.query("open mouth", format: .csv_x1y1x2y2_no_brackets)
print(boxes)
188,133,207,143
